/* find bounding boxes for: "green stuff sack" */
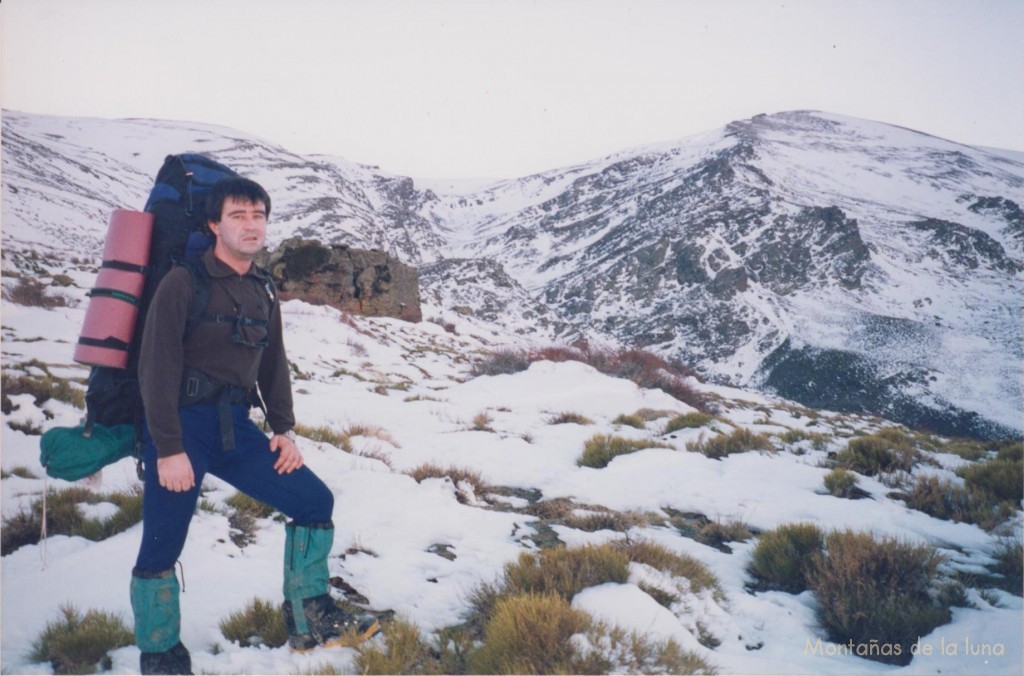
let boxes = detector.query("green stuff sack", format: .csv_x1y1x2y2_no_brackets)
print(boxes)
40,423,135,481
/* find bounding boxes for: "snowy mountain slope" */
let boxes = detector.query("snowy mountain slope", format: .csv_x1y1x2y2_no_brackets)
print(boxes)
2,109,1021,441
1,288,1022,674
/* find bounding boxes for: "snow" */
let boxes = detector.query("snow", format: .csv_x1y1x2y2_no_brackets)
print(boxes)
3,292,1022,675
2,109,1022,674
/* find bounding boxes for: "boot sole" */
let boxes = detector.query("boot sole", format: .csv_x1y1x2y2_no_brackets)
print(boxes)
289,618,381,653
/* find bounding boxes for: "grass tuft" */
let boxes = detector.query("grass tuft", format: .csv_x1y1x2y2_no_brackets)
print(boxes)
407,463,488,504
2,486,143,556
218,597,288,648
823,468,860,498
29,604,134,674
578,434,673,468
664,412,715,433
808,530,950,666
467,592,589,674
686,427,773,459
835,433,918,476
547,411,594,425
747,522,825,594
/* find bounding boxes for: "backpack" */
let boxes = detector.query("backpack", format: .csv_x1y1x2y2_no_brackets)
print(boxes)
41,154,240,481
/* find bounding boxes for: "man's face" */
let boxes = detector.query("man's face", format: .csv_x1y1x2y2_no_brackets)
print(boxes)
210,197,267,262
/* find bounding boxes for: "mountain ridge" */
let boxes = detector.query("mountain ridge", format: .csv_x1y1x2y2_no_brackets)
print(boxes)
2,109,1020,439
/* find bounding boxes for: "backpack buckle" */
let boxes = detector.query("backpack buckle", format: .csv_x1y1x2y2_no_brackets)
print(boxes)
185,376,200,398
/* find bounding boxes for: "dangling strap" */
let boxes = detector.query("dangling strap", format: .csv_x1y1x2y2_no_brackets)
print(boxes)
40,475,48,571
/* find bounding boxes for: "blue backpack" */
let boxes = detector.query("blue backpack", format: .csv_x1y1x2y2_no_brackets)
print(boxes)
42,154,239,480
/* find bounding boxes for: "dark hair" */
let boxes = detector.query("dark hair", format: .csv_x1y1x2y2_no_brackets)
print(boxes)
205,177,272,224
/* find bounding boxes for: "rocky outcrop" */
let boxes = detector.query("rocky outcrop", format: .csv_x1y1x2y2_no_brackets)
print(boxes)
257,237,422,322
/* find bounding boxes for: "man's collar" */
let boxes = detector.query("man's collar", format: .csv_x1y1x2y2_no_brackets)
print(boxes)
202,248,256,278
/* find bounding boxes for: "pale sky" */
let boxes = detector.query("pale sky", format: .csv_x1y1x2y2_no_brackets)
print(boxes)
2,0,1022,178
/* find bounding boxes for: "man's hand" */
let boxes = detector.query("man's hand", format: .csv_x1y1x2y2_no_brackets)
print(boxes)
157,453,195,492
269,432,303,474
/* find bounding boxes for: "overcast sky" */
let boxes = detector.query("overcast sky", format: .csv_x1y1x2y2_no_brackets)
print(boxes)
2,0,1022,178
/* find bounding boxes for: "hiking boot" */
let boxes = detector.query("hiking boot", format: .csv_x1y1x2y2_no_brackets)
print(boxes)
140,640,192,675
283,594,380,651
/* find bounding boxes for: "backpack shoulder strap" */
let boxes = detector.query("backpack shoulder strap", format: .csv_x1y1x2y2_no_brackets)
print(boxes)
179,257,212,342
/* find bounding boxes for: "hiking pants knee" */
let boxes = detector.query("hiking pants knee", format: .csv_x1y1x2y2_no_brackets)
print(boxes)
134,404,334,574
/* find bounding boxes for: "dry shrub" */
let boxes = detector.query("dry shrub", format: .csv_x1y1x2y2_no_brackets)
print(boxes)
547,411,594,425
664,412,714,433
470,411,495,432
563,509,647,533
991,536,1023,596
218,597,288,648
407,463,488,504
502,545,631,601
4,277,70,308
471,349,531,377
836,433,919,476
686,427,773,459
578,434,673,468
619,539,721,597
779,429,831,451
698,519,753,549
747,522,824,593
354,618,454,675
956,458,1023,504
473,344,710,412
293,422,352,451
29,604,134,674
468,544,630,629
344,423,400,448
612,413,646,429
1,370,86,412
467,592,590,674
823,468,860,498
996,442,1023,462
808,530,950,666
2,486,143,556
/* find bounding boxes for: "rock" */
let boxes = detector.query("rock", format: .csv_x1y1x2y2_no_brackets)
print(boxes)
257,237,422,322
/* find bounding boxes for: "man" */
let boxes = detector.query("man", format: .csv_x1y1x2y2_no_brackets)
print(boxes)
131,177,378,674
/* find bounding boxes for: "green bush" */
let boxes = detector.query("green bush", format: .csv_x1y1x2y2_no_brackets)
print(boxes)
823,468,860,498
577,434,672,469
29,604,134,674
808,530,950,666
686,427,773,459
747,522,824,593
664,412,714,433
219,597,288,648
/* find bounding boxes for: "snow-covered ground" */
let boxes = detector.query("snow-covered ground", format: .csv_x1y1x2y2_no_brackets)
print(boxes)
1,290,1021,674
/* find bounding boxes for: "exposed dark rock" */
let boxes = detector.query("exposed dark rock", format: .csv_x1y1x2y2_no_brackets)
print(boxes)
910,218,1022,273
257,237,422,322
756,338,1018,440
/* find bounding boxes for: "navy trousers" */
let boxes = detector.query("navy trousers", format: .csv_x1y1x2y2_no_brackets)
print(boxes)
134,404,334,574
